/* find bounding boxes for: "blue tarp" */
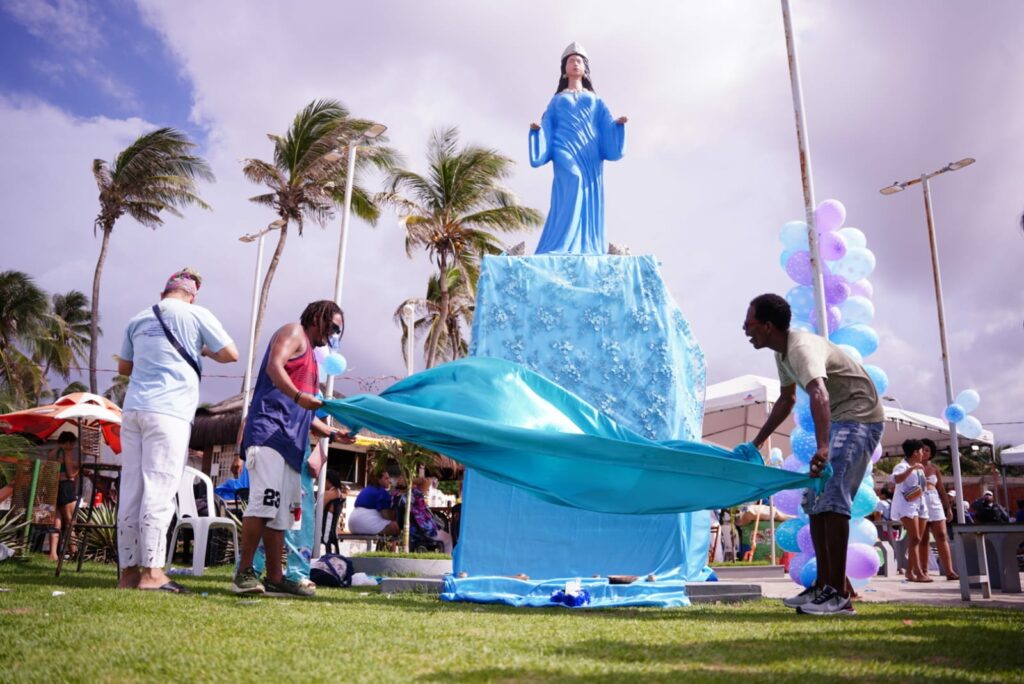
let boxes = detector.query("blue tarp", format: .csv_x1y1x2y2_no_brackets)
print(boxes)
320,356,813,515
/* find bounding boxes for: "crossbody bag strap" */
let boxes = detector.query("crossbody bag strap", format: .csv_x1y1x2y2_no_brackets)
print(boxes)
151,304,202,380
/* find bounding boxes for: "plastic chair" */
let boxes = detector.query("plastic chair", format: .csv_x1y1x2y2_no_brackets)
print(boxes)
165,466,239,577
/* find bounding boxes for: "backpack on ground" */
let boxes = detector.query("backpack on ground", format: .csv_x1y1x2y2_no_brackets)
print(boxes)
310,553,354,588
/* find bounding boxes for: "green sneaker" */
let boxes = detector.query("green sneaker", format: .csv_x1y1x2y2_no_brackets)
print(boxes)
263,576,316,598
231,567,265,595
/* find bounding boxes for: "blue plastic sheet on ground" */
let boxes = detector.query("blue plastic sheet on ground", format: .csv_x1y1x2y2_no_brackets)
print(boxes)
440,574,691,608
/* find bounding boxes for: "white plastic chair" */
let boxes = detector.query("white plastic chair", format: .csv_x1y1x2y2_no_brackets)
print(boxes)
165,466,239,577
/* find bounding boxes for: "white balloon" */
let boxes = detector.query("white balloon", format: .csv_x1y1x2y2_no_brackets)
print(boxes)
837,227,867,249
955,389,980,413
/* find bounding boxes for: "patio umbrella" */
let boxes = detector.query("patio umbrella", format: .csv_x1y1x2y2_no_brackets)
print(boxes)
0,392,122,453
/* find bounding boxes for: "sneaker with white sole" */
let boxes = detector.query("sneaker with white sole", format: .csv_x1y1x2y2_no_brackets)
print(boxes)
263,576,316,598
782,585,819,609
797,585,856,616
231,567,265,595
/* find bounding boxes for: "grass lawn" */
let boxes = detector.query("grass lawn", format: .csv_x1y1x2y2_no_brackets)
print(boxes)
2,556,1022,683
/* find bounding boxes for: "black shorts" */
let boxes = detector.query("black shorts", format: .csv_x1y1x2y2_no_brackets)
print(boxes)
57,479,77,507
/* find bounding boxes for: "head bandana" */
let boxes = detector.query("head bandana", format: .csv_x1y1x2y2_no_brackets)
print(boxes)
163,267,202,297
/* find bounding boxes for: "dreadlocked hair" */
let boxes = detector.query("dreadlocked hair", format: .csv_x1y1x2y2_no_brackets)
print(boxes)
300,300,344,336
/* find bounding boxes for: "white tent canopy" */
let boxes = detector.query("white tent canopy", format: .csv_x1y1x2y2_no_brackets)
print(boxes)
1001,444,1024,467
702,374,994,457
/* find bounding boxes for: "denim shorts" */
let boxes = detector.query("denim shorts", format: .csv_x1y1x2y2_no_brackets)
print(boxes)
802,421,884,517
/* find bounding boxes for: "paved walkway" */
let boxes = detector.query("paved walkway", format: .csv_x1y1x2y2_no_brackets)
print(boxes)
720,566,1024,610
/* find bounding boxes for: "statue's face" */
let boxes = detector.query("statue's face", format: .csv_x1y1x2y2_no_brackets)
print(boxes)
564,54,586,78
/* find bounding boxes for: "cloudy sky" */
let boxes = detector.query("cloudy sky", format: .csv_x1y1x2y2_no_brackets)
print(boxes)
2,0,1022,446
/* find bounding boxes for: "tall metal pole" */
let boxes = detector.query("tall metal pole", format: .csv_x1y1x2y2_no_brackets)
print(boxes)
781,0,829,337
921,176,970,595
240,233,266,422
315,140,360,559
921,178,965,520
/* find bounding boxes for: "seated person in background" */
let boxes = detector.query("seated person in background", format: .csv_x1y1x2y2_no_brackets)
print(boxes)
409,476,453,553
948,490,974,525
972,490,1010,524
348,470,399,536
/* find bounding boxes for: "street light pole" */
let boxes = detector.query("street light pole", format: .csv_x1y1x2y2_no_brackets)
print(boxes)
879,157,975,598
315,123,387,559
238,220,285,421
780,0,829,337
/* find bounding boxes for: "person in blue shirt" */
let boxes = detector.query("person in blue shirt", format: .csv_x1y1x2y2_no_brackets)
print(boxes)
348,469,399,536
116,269,238,593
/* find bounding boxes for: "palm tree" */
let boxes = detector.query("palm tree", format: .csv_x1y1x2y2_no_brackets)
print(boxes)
368,440,441,553
385,127,541,367
394,268,475,368
0,271,49,406
103,374,130,406
90,128,214,392
34,290,95,400
243,99,396,350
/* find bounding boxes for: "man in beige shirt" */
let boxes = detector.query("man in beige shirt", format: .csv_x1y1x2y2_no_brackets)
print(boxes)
744,293,884,616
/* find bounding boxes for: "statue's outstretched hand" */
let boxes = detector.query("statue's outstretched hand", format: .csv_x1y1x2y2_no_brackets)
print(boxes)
530,122,541,131
615,116,628,124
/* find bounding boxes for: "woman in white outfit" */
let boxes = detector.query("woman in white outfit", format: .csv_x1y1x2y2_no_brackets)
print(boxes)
890,438,930,582
917,438,958,580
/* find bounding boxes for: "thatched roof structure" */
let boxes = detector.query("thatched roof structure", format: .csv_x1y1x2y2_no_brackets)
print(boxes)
189,393,245,450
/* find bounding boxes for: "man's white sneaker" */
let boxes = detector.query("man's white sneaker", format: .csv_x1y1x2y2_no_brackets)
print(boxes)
782,585,819,609
797,585,856,616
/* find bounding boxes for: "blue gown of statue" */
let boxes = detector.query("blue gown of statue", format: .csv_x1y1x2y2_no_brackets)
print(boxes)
530,91,625,255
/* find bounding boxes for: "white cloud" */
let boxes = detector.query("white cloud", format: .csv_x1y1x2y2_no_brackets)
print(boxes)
2,0,103,52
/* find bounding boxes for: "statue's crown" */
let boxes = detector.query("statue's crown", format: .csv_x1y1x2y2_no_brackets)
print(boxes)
561,41,589,61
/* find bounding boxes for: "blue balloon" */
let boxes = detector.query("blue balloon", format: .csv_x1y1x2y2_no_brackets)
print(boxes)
957,415,983,439
795,401,815,432
838,296,875,326
323,353,347,376
790,427,817,463
830,324,880,358
849,517,879,546
780,221,810,250
955,389,980,413
944,403,966,424
786,285,816,320
776,518,804,553
863,365,889,395
799,556,819,588
850,482,879,519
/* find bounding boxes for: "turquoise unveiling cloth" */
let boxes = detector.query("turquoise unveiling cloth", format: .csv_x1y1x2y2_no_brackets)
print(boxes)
320,356,814,515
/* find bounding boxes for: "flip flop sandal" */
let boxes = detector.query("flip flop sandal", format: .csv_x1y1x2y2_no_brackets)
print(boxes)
140,581,191,594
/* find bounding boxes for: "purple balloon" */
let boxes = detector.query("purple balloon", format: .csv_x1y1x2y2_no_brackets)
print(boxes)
774,488,803,516
870,444,883,464
815,199,847,233
819,230,848,261
849,279,873,299
799,556,819,588
782,454,807,473
785,251,814,286
789,552,811,585
846,542,880,580
797,523,813,554
824,275,851,306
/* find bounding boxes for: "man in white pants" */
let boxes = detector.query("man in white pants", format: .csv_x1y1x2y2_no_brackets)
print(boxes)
116,269,238,592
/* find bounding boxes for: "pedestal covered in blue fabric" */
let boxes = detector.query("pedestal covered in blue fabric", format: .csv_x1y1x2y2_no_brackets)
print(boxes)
449,255,711,605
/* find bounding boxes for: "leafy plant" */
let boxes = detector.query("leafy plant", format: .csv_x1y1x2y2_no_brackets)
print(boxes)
74,504,118,564
368,440,442,553
0,506,28,555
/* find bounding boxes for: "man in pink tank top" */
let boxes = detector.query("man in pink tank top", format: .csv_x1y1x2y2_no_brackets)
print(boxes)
233,300,353,597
